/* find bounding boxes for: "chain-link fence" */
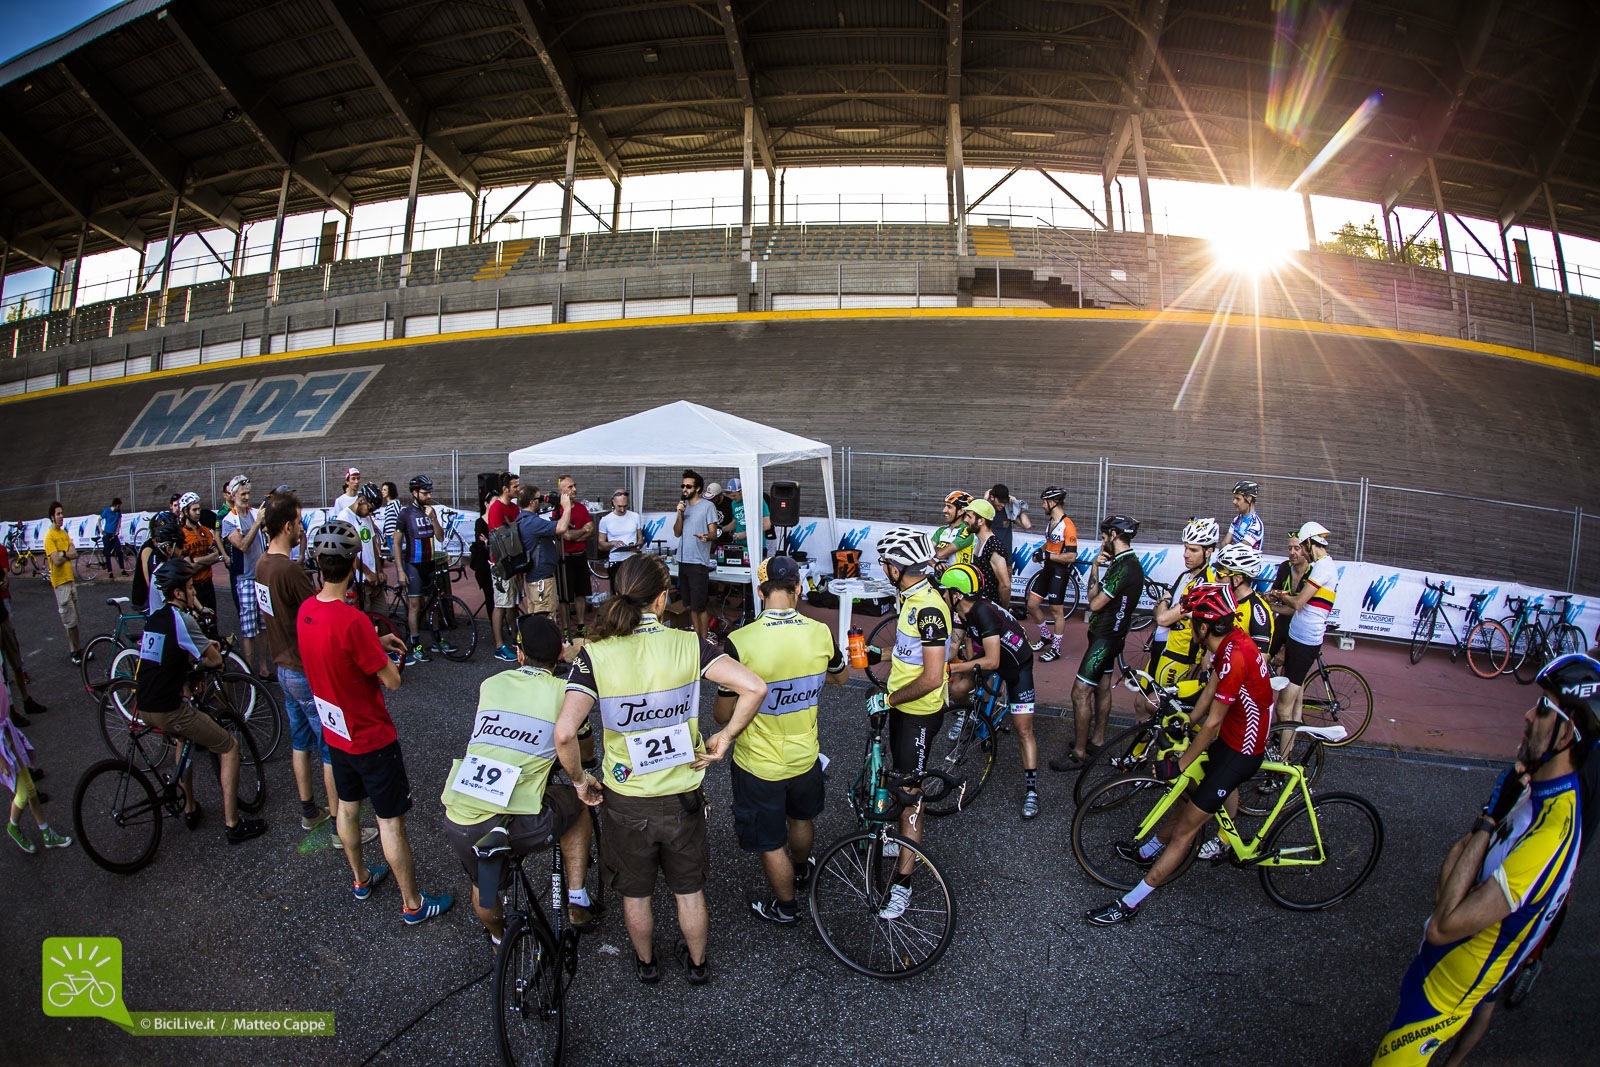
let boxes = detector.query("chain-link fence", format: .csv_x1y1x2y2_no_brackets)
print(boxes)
1360,485,1577,590
1104,464,1360,549
844,452,1101,526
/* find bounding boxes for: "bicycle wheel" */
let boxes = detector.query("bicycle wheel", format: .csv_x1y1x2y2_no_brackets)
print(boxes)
1408,606,1437,664
80,634,125,692
1070,775,1196,891
810,830,956,979
864,617,898,692
1239,743,1324,818
1556,624,1587,658
430,595,478,660
1061,572,1083,621
493,915,564,1067
366,610,401,644
1465,619,1512,679
923,708,998,816
73,760,164,875
220,673,281,762
1259,792,1383,910
1073,718,1162,807
210,709,267,813
75,553,101,582
1300,665,1372,746
1513,632,1548,686
1502,618,1532,676
97,679,169,765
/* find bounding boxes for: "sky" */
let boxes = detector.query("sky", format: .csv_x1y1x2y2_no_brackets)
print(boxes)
3,0,1598,308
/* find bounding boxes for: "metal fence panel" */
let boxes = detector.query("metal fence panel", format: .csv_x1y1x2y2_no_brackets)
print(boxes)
1104,464,1359,548
845,452,1101,525
1362,485,1573,588
1574,512,1600,599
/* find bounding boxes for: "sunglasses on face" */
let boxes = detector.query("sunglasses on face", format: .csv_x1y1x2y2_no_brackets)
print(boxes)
1536,696,1573,726
681,484,696,489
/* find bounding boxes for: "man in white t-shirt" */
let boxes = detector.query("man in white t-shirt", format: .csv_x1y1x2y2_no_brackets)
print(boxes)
334,483,385,612
220,475,269,675
331,467,362,514
596,489,643,572
1267,520,1338,763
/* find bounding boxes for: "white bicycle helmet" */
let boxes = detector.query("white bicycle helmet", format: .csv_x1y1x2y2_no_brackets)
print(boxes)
876,527,935,570
177,491,200,511
1213,542,1264,578
1181,517,1221,547
1294,521,1331,546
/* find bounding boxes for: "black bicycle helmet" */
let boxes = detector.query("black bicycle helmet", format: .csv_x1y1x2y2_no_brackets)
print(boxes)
409,474,433,492
312,518,362,559
154,558,197,596
1537,654,1600,746
149,511,183,552
1040,485,1067,504
357,481,381,506
1233,479,1260,498
1100,514,1140,539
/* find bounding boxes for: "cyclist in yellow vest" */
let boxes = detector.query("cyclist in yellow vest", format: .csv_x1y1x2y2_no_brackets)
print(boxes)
440,614,602,946
865,527,952,919
1149,517,1220,689
555,553,766,986
713,556,847,925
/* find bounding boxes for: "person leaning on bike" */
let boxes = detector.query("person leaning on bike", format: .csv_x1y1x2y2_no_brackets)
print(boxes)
441,613,603,946
1086,582,1272,926
554,552,766,985
135,559,267,844
395,474,451,664
712,555,847,926
1370,654,1598,1066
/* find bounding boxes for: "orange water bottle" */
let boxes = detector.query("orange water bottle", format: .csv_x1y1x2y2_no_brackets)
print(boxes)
848,626,867,670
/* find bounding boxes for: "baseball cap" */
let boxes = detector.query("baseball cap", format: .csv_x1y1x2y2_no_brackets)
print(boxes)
965,498,996,521
226,474,250,494
758,555,802,584
726,477,743,493
704,482,723,498
274,484,293,494
344,467,361,478
515,614,564,663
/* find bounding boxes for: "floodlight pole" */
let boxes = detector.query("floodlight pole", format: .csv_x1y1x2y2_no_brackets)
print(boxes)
741,106,755,262
557,123,578,272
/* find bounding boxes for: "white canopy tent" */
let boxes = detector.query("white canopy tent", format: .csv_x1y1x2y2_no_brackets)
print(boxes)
506,401,839,603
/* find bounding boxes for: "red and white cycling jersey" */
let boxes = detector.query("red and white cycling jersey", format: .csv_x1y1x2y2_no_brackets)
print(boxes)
1210,628,1274,756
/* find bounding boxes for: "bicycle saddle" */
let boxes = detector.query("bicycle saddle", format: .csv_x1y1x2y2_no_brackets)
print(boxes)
472,824,512,861
1294,724,1349,743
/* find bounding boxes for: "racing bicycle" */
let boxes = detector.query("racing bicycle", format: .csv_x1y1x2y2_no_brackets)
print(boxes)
1408,578,1508,679
381,567,479,660
920,671,1007,816
1297,652,1373,746
1071,746,1383,911
1502,595,1586,685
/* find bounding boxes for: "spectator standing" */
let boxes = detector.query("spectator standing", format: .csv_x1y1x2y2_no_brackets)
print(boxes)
378,482,402,562
2,660,70,854
1268,521,1339,764
1221,480,1264,550
395,475,451,664
724,479,771,555
299,519,452,925
332,467,363,513
0,551,47,722
987,484,1031,559
334,483,386,613
555,475,597,636
705,482,734,547
515,485,573,618
98,498,129,579
597,489,643,571
220,476,269,677
43,503,82,665
179,492,222,617
674,470,720,642
964,499,1011,605
485,472,522,662
470,493,494,623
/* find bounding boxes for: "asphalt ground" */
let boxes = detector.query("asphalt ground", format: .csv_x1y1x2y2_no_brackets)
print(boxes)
2,577,1595,1067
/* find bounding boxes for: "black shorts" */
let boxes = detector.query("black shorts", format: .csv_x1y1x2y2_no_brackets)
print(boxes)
729,759,826,852
997,662,1036,709
1076,633,1125,686
1281,637,1322,686
678,562,711,611
403,558,435,597
888,707,944,776
1268,621,1289,662
1190,739,1265,815
329,740,414,820
1030,562,1073,606
440,785,582,887
556,554,591,604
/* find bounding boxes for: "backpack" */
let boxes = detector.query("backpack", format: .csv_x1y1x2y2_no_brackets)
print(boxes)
488,520,530,579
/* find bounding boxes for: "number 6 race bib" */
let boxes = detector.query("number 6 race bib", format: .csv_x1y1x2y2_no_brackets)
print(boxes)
313,696,351,741
625,723,694,776
450,754,522,805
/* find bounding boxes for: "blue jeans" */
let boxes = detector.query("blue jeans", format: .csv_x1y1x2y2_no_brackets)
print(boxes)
278,666,330,764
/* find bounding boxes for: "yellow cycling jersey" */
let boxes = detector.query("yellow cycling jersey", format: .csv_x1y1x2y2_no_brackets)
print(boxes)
721,609,845,780
1233,590,1276,653
886,579,952,716
1159,565,1217,667
441,667,561,824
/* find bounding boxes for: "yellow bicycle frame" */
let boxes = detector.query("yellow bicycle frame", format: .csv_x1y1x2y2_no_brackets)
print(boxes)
1131,752,1326,868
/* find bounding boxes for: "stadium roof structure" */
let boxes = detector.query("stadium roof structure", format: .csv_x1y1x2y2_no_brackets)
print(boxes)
2,0,1599,272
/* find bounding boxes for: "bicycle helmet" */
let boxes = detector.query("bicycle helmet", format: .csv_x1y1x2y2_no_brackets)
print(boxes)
1100,514,1140,539
311,518,361,560
149,511,183,552
177,491,200,511
943,490,972,510
1213,543,1264,578
154,558,197,596
1181,517,1221,547
1536,653,1600,745
409,475,433,492
1040,485,1067,504
876,527,935,570
1180,582,1237,623
1294,521,1331,546
937,563,983,598
1233,480,1260,498
357,481,381,506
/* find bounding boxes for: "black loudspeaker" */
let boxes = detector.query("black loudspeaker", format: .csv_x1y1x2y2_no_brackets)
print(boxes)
477,472,500,506
770,480,800,525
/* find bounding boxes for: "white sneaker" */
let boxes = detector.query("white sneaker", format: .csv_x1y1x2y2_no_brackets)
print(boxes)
1199,836,1231,862
878,883,912,919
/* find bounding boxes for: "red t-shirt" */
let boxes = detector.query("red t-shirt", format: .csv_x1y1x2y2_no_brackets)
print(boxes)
562,501,592,556
486,498,519,531
296,596,396,755
1211,628,1275,757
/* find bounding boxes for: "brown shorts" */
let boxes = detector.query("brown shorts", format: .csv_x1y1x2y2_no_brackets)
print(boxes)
441,784,582,887
523,576,558,616
137,702,237,756
600,789,709,898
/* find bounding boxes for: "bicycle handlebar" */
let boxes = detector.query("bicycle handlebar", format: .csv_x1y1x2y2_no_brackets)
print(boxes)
1423,577,1455,596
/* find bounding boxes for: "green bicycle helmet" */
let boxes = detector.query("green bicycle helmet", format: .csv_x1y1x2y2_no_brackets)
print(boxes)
938,563,983,597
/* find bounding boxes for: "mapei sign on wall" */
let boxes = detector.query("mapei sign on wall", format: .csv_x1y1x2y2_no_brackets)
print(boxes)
112,366,381,455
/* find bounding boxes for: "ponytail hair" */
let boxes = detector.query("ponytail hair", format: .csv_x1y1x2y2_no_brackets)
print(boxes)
590,553,672,640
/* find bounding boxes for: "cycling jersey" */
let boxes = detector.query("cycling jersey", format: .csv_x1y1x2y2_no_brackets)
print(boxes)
135,603,210,714
1088,550,1144,640
1373,774,1580,1064
1155,565,1216,659
1042,514,1078,555
720,608,845,780
957,598,1031,671
1288,554,1339,645
395,503,435,566
887,579,951,716
441,666,562,824
1233,589,1277,653
1230,510,1264,550
972,533,1006,602
932,522,974,566
1210,628,1274,756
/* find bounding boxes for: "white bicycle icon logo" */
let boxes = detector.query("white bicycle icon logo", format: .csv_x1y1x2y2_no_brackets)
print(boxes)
46,971,116,1009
